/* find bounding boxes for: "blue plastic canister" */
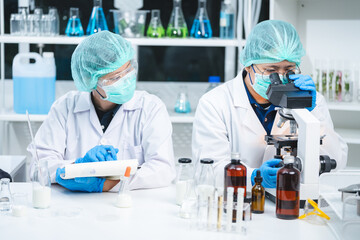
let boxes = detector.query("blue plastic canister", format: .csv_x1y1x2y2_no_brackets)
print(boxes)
12,52,56,114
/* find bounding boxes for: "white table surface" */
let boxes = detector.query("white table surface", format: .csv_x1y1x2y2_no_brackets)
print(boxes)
0,183,336,240
0,155,26,176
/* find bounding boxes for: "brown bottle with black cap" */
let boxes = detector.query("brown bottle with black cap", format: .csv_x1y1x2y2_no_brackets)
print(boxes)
251,170,265,213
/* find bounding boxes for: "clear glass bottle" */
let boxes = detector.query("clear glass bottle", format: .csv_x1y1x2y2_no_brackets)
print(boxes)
147,9,165,38
49,7,60,36
180,179,197,218
86,0,108,35
196,158,215,202
251,170,264,214
220,0,235,39
276,155,300,220
0,178,12,212
31,160,51,209
166,0,188,38
176,158,193,205
343,70,353,102
174,86,191,113
65,8,84,37
205,76,221,93
190,0,213,38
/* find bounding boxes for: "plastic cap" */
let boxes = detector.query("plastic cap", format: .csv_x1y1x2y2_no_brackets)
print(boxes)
124,166,131,177
178,158,192,164
231,152,241,160
200,158,214,164
19,0,29,7
208,76,220,83
283,155,295,164
254,170,262,183
43,52,54,58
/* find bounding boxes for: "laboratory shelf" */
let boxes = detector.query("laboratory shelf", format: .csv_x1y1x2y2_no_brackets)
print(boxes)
327,102,360,111
335,128,360,144
0,34,242,47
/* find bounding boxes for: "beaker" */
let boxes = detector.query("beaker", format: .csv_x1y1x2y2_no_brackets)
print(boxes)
180,179,197,219
12,193,28,217
49,7,60,36
86,0,108,35
65,8,84,37
147,10,165,38
31,160,51,209
0,178,12,212
190,0,213,38
166,0,188,38
10,14,21,35
174,86,191,113
28,8,43,36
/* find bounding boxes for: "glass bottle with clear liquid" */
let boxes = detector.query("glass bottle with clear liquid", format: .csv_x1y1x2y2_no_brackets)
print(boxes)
147,9,165,38
167,0,188,38
220,0,235,39
190,0,213,38
0,178,12,212
87,0,108,35
66,8,84,37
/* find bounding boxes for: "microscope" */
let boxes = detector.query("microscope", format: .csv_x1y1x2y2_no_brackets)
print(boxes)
264,71,337,208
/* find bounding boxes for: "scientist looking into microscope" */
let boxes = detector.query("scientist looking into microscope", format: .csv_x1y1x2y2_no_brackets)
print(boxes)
28,31,176,192
192,20,348,189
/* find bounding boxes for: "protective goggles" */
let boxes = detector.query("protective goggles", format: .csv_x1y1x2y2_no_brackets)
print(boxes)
98,59,138,87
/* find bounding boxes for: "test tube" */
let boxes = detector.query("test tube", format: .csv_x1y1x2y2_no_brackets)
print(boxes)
236,188,245,232
115,166,132,208
217,195,223,231
226,187,234,231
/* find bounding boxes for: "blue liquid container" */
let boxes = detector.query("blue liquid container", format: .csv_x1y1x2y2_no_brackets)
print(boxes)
86,0,108,35
220,13,234,39
12,52,56,114
65,18,84,36
175,92,191,113
190,19,212,38
190,0,212,38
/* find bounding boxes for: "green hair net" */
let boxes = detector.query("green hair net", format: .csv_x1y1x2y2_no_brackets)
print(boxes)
71,31,135,92
240,20,305,67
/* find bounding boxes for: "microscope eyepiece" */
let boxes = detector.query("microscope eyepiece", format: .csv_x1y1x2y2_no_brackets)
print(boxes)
269,72,282,85
286,70,296,82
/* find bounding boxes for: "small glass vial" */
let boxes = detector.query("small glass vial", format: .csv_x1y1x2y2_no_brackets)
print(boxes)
0,178,12,212
176,158,193,205
251,170,264,214
31,160,51,209
276,155,300,220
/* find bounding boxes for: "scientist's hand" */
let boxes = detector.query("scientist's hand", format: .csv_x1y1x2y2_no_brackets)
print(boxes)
55,168,105,193
251,159,282,188
75,145,119,164
289,74,317,111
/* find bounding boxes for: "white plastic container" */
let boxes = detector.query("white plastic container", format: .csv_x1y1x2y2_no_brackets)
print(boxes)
12,52,56,114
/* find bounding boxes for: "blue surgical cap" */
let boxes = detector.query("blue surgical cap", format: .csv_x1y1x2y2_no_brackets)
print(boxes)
71,31,135,92
240,20,305,67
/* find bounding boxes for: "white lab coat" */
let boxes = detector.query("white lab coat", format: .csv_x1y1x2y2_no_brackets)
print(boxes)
27,90,176,191
192,73,348,189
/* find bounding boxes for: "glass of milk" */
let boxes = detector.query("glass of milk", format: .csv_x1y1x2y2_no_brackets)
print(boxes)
12,193,28,217
31,160,51,209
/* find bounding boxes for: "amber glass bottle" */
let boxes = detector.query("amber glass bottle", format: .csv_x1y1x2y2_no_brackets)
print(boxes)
276,156,300,220
224,153,247,202
251,170,264,213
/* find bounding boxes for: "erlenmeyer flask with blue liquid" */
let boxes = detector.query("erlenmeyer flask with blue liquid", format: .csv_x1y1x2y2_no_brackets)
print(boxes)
86,0,108,35
175,86,191,113
190,0,212,38
65,8,84,37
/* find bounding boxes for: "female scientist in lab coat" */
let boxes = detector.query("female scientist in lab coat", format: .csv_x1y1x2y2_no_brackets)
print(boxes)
27,31,176,192
192,20,347,189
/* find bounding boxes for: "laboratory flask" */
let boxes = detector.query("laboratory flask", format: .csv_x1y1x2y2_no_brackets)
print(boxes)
174,86,191,113
276,155,300,219
190,0,212,38
176,158,193,205
166,0,188,38
87,0,108,35
12,52,56,114
31,160,51,209
147,9,165,38
220,0,235,39
0,178,12,212
65,8,84,37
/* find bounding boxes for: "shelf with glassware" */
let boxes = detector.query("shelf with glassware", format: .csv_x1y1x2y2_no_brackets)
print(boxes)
0,34,242,47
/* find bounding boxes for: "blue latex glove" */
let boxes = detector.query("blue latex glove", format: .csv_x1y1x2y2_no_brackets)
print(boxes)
75,145,119,164
289,74,317,111
251,159,282,188
55,168,105,193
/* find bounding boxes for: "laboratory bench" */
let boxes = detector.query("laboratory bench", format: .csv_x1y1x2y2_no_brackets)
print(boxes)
0,155,26,182
0,183,337,240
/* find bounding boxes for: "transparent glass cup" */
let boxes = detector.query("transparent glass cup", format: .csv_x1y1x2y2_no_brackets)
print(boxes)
10,14,21,35
12,193,28,217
